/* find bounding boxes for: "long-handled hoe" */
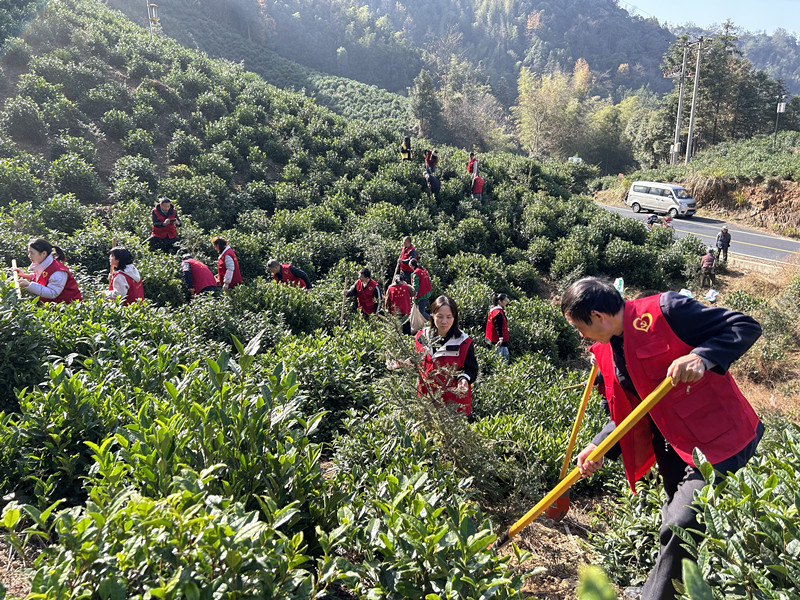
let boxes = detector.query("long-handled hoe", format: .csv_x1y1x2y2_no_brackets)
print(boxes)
544,364,599,521
494,376,673,551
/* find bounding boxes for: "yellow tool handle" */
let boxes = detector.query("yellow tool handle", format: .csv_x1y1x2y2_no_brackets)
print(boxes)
494,376,673,550
11,259,22,299
558,364,598,480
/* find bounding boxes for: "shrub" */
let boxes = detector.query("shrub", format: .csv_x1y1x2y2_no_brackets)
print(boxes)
2,96,47,143
550,235,599,283
52,135,97,166
506,296,580,361
167,129,203,165
101,108,133,139
49,153,105,203
445,252,508,293
38,193,94,235
0,280,47,413
121,128,155,158
445,276,494,334
0,157,41,205
601,238,664,289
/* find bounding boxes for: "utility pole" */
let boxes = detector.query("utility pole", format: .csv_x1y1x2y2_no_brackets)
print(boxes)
670,45,689,165
685,37,704,164
147,1,159,41
774,95,787,149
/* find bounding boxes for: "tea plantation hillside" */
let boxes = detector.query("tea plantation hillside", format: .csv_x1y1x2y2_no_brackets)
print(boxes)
105,0,411,131
1,1,800,598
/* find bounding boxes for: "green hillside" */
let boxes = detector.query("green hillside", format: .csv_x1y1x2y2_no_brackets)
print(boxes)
106,0,411,131
1,1,800,598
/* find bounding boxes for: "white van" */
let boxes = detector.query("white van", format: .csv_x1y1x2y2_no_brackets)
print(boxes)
624,181,697,218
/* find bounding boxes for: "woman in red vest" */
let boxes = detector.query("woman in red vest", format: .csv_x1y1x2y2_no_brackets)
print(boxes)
385,274,413,335
343,267,381,319
212,237,242,291
148,197,181,253
485,292,509,361
106,247,143,305
414,295,478,415
15,238,82,303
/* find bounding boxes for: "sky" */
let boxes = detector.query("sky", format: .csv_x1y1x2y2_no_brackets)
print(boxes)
618,0,799,37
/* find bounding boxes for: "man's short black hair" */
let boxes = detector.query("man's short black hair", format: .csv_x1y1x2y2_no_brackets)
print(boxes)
561,277,624,325
360,267,371,279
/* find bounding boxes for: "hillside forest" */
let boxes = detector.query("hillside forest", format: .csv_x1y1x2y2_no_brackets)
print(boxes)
1,0,800,599
103,0,800,174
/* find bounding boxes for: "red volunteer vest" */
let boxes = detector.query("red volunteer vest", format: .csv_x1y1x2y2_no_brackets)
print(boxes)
274,264,306,288
472,177,484,194
485,306,509,344
151,206,178,239
415,328,473,414
386,284,412,316
109,271,144,305
467,158,476,174
187,259,217,290
36,260,82,304
217,248,242,287
356,279,379,314
413,267,431,298
399,245,415,273
593,295,760,491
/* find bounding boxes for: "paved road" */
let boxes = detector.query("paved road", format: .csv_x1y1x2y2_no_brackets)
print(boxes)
599,203,800,265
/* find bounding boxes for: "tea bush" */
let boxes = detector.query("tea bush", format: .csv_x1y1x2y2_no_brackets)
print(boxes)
0,279,48,413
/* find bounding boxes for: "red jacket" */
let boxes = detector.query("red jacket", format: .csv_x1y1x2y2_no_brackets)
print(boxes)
36,260,82,303
415,328,473,414
151,206,178,239
485,306,509,344
217,247,242,287
413,267,432,298
399,245,416,273
472,176,484,194
386,283,412,315
186,259,217,291
109,271,144,305
356,278,379,314
274,264,306,288
592,294,760,491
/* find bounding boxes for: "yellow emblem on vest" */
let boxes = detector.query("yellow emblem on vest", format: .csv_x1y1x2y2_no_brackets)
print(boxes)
633,312,653,333
41,270,48,279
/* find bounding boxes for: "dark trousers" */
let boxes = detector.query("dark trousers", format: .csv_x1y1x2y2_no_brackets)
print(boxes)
700,267,715,287
642,423,764,600
149,235,177,253
417,297,430,321
400,270,412,284
716,247,728,262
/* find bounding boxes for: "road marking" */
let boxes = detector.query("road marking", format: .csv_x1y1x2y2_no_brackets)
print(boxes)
672,228,800,255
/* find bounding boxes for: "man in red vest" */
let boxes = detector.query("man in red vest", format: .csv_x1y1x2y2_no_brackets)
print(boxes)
343,267,381,319
397,236,416,284
266,259,312,289
561,277,763,600
148,197,181,253
181,254,217,297
212,237,242,291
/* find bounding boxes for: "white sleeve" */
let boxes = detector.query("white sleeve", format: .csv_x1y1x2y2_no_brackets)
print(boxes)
26,271,67,300
106,273,130,299
223,255,234,285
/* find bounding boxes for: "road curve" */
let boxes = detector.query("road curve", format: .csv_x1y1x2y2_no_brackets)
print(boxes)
598,203,800,265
